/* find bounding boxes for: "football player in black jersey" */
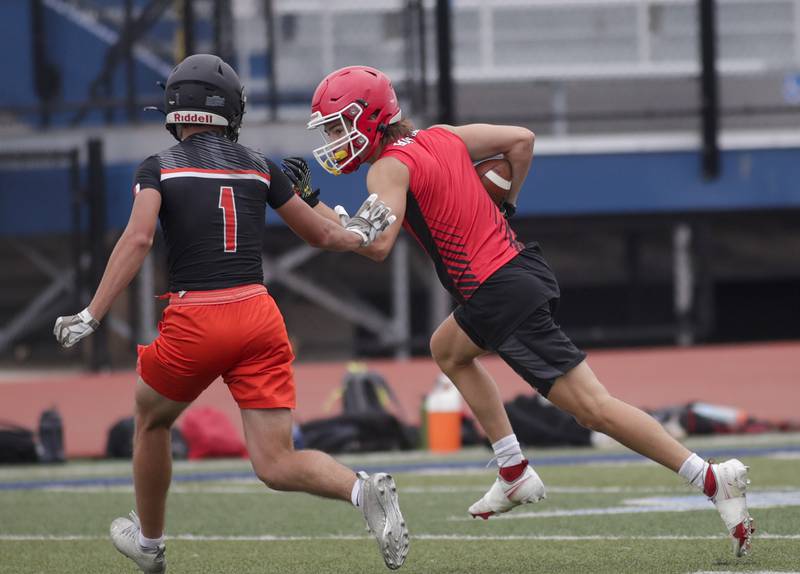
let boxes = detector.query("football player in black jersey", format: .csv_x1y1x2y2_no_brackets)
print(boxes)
54,54,409,572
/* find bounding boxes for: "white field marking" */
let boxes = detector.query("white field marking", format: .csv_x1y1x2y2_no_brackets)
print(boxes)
403,485,800,495
692,572,800,574
680,432,800,448
767,451,800,460
30,485,694,495
2,533,799,543
23,484,800,496
449,490,800,521
17,484,697,495
400,485,691,494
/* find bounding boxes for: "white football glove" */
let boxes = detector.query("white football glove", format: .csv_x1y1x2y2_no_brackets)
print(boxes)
53,308,100,348
335,194,397,247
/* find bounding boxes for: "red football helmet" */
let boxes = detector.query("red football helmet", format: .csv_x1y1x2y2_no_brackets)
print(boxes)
307,66,402,175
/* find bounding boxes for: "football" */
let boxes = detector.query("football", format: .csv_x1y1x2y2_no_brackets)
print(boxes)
475,158,512,206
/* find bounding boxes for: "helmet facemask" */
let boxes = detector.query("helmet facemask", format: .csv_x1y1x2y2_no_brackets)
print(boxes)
307,103,371,175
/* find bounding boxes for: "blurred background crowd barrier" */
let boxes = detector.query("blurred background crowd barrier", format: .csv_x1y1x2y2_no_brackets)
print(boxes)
1,0,799,371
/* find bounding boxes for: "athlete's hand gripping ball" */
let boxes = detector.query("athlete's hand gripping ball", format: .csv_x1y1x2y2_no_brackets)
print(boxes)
281,157,320,207
335,194,397,247
53,308,100,348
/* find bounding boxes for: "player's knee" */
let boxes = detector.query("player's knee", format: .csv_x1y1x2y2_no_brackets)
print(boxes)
250,443,295,491
134,383,178,431
431,347,459,374
429,340,446,369
255,470,279,490
134,402,174,432
134,406,172,433
430,336,469,373
572,395,613,432
429,329,444,360
253,462,290,491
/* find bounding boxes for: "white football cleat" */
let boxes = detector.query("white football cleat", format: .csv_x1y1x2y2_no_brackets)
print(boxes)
704,459,755,557
359,472,410,570
469,462,546,519
110,511,166,573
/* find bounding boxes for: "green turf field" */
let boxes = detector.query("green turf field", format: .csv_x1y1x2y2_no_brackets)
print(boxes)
1,435,799,573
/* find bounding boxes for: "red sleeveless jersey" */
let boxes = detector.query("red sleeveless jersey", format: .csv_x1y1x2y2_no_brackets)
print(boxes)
380,127,523,303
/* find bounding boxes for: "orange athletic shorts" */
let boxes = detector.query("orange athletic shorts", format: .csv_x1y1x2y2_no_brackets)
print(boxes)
136,284,296,409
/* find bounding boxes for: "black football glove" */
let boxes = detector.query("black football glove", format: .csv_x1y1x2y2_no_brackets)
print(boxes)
281,157,320,208
500,201,516,219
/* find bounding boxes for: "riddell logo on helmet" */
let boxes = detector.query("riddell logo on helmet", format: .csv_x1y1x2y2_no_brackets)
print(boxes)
173,112,213,123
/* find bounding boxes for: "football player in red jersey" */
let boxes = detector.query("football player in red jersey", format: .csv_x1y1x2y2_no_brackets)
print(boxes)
53,55,408,572
285,65,753,557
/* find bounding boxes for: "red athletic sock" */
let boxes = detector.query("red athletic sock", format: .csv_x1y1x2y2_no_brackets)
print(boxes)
703,463,717,498
499,459,528,482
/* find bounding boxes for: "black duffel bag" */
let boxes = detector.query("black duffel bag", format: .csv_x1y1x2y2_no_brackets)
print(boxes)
105,416,188,460
0,422,39,464
505,394,592,447
300,412,417,454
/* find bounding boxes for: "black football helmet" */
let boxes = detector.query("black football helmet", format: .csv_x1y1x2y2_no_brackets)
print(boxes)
163,54,246,142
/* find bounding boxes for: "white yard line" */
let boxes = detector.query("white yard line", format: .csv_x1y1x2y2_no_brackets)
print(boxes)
1,533,799,542
768,452,800,460
22,484,800,496
26,485,694,495
449,490,800,521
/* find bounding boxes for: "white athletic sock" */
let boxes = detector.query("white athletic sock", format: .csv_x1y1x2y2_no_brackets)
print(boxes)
678,453,708,491
351,475,364,508
137,531,164,551
491,434,525,468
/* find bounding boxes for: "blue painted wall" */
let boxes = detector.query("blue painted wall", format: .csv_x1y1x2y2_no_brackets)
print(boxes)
2,1,35,106
0,168,74,235
41,4,165,126
0,1,168,126
523,148,800,215
2,147,799,236
303,147,800,217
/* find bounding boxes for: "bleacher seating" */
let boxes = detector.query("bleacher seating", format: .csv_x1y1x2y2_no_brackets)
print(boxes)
2,0,800,133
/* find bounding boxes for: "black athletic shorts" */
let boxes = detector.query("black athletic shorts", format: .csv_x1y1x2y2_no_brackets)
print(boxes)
453,242,586,397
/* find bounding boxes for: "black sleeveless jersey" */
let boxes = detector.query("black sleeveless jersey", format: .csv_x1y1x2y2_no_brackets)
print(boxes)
132,131,294,291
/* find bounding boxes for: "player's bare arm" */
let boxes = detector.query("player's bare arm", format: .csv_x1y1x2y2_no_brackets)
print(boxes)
282,155,407,261
54,187,160,347
276,193,395,251
434,123,534,206
354,156,409,262
313,200,345,225
89,187,161,320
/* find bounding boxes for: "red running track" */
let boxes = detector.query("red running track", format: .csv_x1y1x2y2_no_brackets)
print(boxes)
1,342,797,458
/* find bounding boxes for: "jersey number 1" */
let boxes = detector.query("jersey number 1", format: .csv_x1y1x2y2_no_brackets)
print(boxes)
218,186,237,253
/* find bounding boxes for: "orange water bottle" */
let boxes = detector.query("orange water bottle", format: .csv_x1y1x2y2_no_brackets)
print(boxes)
425,374,462,453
